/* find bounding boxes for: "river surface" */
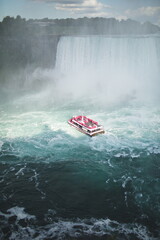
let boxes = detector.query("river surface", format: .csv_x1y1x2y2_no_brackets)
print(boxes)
0,35,160,240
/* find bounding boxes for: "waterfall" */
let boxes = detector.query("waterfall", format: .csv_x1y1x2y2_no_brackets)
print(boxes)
55,35,160,103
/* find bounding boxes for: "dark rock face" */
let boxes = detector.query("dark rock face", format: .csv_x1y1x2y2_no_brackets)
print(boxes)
0,35,60,69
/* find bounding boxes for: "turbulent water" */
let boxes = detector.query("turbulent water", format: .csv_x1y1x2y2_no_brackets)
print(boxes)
0,35,160,240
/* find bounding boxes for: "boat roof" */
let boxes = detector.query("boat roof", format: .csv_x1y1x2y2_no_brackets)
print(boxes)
70,116,99,130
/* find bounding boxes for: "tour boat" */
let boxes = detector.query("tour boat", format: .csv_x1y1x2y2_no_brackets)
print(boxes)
68,116,105,137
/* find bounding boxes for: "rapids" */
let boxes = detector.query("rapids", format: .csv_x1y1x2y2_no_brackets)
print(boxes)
0,35,160,240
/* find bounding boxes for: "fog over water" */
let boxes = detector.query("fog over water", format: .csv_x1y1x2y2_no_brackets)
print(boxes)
0,34,160,240
2,35,159,108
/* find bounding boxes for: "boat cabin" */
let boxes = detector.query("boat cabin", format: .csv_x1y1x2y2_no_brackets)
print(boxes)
68,116,105,137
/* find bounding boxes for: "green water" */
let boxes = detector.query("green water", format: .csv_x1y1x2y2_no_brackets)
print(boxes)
0,97,160,240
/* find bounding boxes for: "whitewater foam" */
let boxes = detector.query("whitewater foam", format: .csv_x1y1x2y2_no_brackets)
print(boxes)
0,207,157,240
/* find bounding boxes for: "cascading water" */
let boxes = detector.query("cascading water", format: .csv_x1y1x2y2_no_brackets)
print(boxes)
0,35,160,240
55,36,160,103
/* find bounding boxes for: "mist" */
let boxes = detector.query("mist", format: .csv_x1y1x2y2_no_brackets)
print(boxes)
1,35,159,112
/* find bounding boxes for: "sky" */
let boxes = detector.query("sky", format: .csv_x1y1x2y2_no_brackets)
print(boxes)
0,0,160,25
